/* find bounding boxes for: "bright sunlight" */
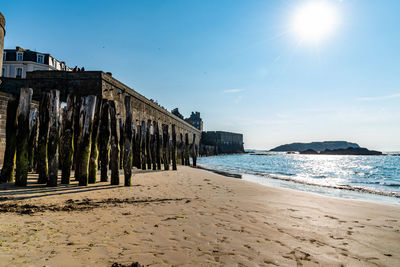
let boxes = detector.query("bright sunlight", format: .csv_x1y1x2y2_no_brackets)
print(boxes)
292,1,339,44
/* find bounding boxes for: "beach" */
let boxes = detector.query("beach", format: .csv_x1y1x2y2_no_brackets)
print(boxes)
0,166,399,266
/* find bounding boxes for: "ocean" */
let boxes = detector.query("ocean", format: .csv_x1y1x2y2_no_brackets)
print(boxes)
197,152,400,205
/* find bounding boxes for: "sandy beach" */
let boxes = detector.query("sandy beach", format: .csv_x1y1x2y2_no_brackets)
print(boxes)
0,166,399,266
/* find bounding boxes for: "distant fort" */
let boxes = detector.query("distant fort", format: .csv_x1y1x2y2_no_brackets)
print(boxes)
172,108,244,156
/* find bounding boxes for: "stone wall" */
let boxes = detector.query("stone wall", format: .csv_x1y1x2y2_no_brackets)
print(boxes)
0,70,201,166
0,12,5,78
200,131,244,156
0,91,38,166
0,92,10,164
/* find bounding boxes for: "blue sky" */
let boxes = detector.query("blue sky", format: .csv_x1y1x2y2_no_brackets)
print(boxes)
2,0,400,151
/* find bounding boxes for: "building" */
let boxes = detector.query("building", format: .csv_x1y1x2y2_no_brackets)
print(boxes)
200,131,244,155
171,108,203,131
171,108,184,120
184,111,203,131
2,46,72,79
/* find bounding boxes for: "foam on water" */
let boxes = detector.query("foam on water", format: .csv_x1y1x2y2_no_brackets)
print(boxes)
197,152,400,205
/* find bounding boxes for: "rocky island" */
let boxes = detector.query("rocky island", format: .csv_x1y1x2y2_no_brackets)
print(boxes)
300,147,383,155
270,141,360,152
271,141,383,155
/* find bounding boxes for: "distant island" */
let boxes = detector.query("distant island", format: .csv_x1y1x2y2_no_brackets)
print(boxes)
300,147,383,155
270,141,383,156
270,141,360,152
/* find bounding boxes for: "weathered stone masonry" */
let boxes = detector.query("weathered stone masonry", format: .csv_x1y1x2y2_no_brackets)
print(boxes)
0,12,5,76
200,131,244,156
1,71,201,146
0,71,200,185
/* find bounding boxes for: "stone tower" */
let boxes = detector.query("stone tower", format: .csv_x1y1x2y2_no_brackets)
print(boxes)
0,12,5,81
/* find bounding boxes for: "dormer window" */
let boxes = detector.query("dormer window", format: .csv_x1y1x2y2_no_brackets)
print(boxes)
37,54,44,64
16,52,23,61
16,67,23,78
53,58,57,68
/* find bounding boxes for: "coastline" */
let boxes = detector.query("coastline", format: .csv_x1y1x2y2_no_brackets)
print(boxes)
1,166,400,266
196,163,400,206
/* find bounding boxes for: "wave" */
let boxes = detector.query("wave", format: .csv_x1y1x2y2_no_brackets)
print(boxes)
197,164,400,198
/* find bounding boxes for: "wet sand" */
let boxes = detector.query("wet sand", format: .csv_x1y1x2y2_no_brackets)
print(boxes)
0,166,399,266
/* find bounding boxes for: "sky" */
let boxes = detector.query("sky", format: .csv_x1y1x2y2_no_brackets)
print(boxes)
2,0,400,151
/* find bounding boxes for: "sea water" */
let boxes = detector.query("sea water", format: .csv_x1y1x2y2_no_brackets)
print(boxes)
197,152,400,205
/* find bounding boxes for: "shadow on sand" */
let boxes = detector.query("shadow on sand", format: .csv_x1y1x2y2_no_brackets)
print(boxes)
0,170,149,201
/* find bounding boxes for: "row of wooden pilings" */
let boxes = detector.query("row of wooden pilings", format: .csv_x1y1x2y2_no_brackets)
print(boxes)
0,88,198,187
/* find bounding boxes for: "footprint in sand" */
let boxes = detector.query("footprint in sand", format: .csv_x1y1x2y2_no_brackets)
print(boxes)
324,215,339,220
329,235,344,240
287,208,298,212
309,239,325,247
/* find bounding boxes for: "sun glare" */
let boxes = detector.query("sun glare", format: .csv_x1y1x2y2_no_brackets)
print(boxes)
292,1,339,44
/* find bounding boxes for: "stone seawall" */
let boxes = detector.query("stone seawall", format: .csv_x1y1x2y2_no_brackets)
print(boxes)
0,71,201,166
0,12,5,80
0,92,38,166
200,131,244,156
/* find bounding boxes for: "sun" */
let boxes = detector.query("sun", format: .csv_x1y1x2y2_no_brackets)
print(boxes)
292,1,339,44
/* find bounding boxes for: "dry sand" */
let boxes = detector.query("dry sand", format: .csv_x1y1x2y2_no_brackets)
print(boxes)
0,166,399,266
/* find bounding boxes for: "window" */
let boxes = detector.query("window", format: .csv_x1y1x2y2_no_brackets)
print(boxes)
37,54,44,64
3,52,6,61
2,67,5,77
53,58,57,68
16,52,23,61
16,67,23,78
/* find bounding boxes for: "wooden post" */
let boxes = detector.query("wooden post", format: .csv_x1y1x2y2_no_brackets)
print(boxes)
123,96,133,186
154,121,161,170
77,95,97,186
73,97,82,180
176,132,181,165
146,120,152,170
132,122,138,169
171,125,177,170
89,97,102,183
28,107,38,172
185,133,190,166
61,94,74,184
151,123,157,170
37,93,50,184
109,101,120,185
47,90,60,187
15,88,33,186
99,99,110,182
162,124,170,170
0,96,19,183
118,118,124,170
192,133,197,167
180,133,184,165
141,120,146,170
135,123,142,169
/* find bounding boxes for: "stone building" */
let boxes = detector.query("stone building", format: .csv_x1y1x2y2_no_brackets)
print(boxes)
200,131,244,156
171,109,203,131
2,46,72,79
184,111,203,131
171,108,184,120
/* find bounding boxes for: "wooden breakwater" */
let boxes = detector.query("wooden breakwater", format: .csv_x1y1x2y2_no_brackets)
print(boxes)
0,71,200,186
